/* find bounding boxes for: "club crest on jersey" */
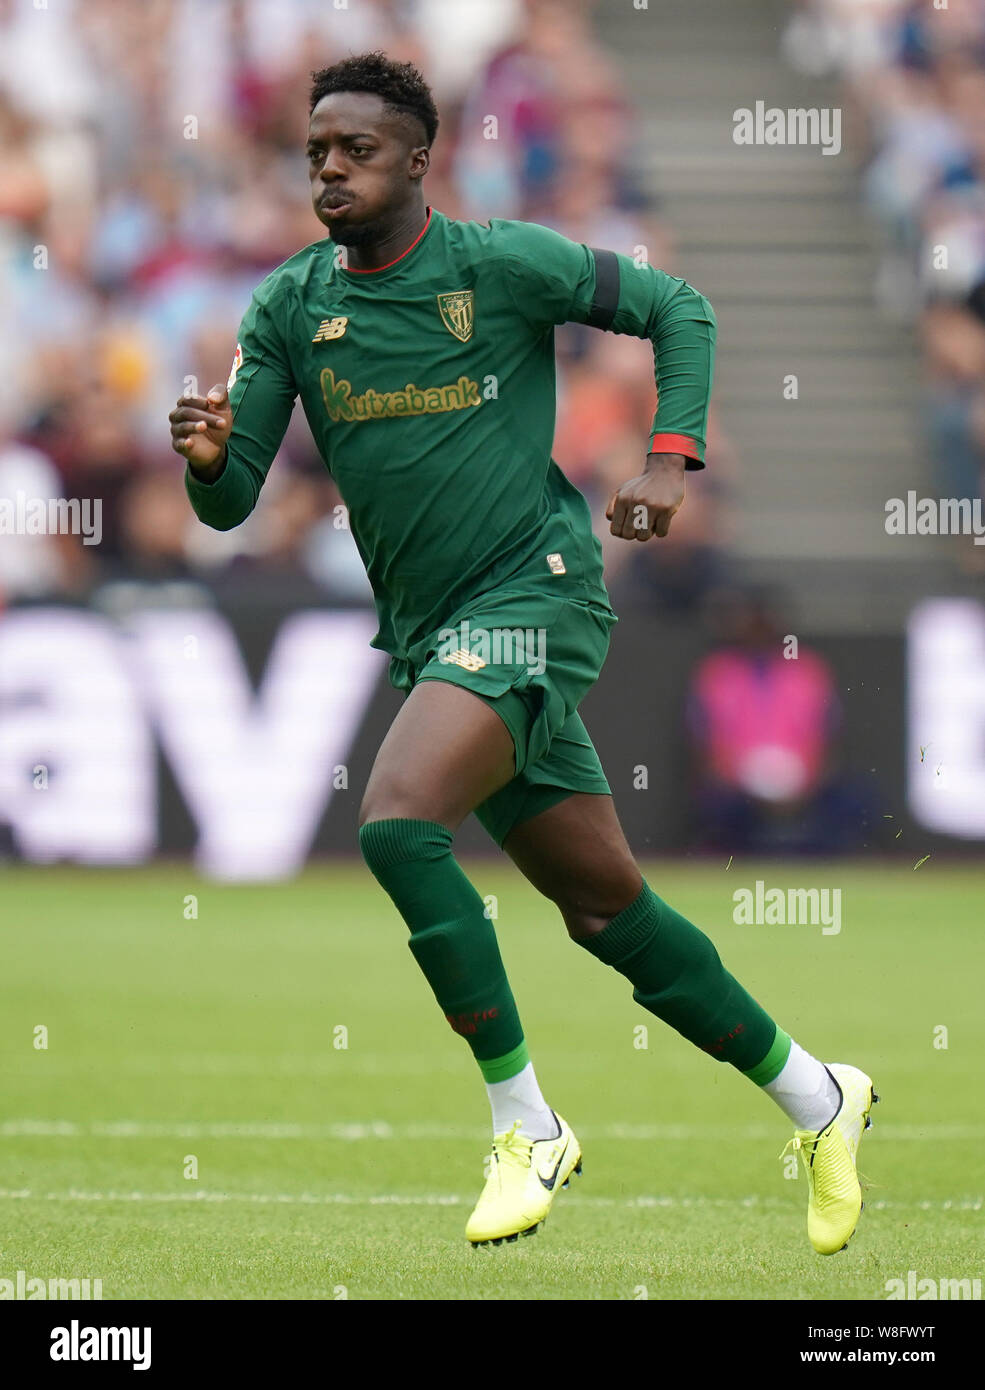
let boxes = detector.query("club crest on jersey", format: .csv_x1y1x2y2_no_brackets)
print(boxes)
313,316,348,343
227,342,243,390
437,290,474,343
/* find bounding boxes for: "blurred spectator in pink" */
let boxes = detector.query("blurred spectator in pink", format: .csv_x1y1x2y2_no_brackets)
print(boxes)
686,587,867,853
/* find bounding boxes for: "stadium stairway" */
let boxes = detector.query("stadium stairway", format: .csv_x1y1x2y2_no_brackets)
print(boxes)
595,0,961,631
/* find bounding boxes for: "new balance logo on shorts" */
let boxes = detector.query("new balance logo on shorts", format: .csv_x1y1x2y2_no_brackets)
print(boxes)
439,647,487,671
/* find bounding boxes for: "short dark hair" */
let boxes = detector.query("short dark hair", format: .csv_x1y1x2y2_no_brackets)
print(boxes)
309,51,438,147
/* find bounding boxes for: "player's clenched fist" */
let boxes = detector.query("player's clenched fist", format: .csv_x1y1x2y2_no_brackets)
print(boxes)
169,385,233,481
605,451,687,542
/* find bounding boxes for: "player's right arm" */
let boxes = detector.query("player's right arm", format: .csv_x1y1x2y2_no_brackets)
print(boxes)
171,288,298,531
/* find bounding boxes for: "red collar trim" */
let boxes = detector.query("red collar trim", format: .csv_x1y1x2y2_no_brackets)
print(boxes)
343,207,433,274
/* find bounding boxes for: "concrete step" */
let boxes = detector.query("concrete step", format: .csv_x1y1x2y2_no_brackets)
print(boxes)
728,462,915,505
717,444,925,471
641,153,862,197
674,249,879,299
618,55,838,94
732,509,929,560
715,361,918,401
712,304,912,352
666,196,870,248
710,402,914,449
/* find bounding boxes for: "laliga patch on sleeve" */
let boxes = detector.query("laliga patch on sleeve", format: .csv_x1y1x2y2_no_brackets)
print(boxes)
227,342,244,391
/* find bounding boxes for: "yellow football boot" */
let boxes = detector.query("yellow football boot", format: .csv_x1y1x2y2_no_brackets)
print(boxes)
782,1062,878,1255
466,1113,582,1246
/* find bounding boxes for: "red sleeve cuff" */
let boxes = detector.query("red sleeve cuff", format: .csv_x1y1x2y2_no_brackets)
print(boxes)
648,432,705,469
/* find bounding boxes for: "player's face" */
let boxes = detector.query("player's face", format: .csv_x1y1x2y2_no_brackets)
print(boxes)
307,92,428,246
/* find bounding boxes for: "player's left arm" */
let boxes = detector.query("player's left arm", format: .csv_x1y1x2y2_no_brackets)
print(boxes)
502,222,717,541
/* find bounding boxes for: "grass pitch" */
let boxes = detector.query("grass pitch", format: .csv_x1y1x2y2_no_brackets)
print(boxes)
1,860,981,1300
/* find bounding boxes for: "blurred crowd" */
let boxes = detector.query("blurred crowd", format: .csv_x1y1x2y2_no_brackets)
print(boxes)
784,0,985,563
0,0,729,610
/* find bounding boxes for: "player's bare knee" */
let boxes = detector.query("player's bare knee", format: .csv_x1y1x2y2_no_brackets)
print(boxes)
549,868,644,927
358,786,429,827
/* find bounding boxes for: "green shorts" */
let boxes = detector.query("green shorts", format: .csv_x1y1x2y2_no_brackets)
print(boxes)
391,589,617,846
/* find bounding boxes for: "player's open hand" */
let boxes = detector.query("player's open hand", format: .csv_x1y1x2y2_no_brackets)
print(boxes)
169,385,233,478
605,451,687,541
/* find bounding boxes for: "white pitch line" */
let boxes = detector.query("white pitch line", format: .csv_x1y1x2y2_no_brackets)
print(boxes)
1,1119,982,1142
0,1188,980,1212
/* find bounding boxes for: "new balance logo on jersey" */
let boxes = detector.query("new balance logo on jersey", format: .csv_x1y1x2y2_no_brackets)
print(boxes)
312,316,348,342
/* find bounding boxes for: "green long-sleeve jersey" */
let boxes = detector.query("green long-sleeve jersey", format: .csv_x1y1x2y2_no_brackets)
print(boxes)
185,206,716,675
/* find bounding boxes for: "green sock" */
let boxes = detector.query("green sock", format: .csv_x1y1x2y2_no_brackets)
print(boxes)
359,818,528,1082
577,881,786,1079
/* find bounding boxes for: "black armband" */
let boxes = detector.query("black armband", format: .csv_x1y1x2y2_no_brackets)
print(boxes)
585,247,620,330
